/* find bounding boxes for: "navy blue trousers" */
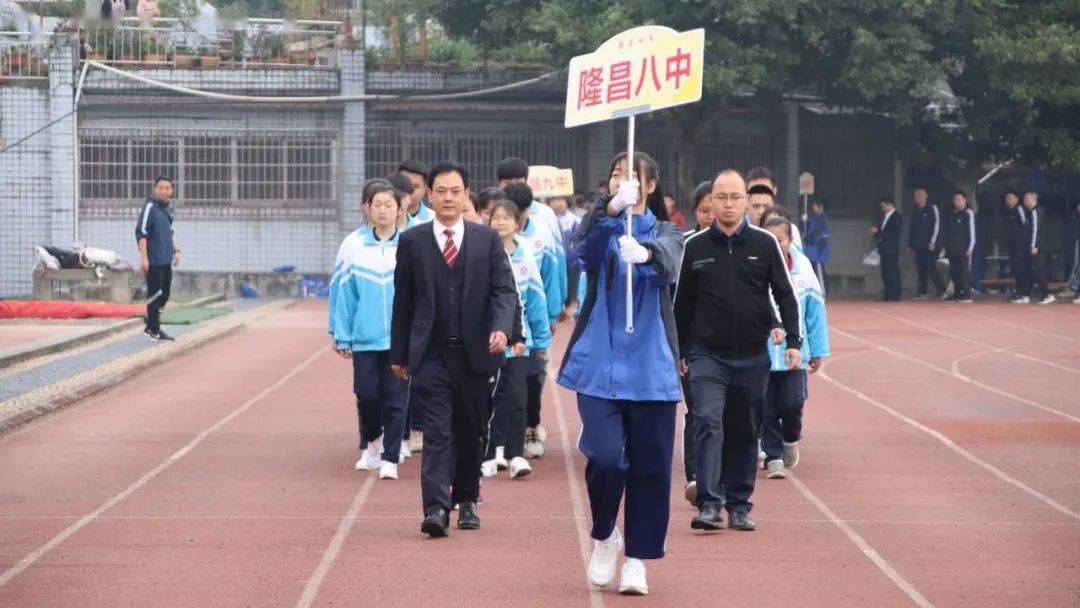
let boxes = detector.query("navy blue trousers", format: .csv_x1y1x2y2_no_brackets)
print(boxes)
761,370,807,463
577,394,676,559
352,350,409,463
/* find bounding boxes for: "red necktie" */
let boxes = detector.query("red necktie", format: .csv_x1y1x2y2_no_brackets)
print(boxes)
442,229,458,268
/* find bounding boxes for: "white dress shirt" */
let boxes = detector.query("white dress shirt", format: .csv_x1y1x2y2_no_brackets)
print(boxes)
433,217,466,253
881,208,896,231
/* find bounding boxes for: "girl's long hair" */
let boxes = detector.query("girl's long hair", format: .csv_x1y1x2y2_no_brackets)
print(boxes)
607,151,668,221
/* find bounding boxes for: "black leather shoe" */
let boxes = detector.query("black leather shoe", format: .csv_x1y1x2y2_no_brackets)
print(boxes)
457,501,480,530
691,504,724,531
728,511,756,531
421,508,450,538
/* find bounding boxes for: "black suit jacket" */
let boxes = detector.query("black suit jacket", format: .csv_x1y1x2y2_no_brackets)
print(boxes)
390,220,519,374
877,210,903,257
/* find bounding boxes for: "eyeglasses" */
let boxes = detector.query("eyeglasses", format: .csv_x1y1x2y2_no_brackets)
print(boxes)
711,193,746,204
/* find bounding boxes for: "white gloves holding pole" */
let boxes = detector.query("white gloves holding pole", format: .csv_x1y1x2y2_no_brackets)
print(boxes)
619,236,651,265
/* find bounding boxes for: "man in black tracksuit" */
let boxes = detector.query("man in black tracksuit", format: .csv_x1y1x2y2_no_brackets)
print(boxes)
944,190,976,303
1001,191,1031,301
872,197,903,301
136,176,180,340
674,169,802,532
909,188,945,298
1024,192,1055,303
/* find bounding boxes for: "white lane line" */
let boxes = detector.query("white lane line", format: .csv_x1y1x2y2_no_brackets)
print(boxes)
294,471,378,608
966,311,1080,344
546,368,605,608
817,360,1080,522
832,327,1080,426
866,307,1080,374
786,472,936,607
0,345,327,589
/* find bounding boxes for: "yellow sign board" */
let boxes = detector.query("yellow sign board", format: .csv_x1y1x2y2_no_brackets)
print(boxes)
564,26,705,128
527,166,575,197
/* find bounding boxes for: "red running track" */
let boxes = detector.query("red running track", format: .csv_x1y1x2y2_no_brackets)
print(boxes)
1,300,1078,607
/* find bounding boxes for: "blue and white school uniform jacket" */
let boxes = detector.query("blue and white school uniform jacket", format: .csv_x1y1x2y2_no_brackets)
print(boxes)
529,201,568,316
409,202,435,224
768,245,830,372
521,217,567,324
328,228,399,352
506,236,552,358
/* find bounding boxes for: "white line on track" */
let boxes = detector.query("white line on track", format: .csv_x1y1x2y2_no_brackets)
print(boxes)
0,345,327,589
817,359,1080,522
865,307,1080,374
966,310,1080,344
786,472,936,607
294,471,378,608
831,327,1080,426
546,368,605,608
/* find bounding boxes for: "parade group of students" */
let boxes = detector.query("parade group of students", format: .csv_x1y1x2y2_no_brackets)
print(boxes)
327,154,830,597
328,158,569,482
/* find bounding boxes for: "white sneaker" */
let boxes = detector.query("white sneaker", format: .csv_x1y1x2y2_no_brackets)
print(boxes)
400,440,412,461
378,461,398,480
480,459,498,478
525,427,546,459
618,558,648,596
1039,295,1056,305
757,441,766,470
535,424,548,444
494,446,509,470
509,456,532,479
782,441,800,468
587,528,623,588
1013,296,1031,304
1074,296,1080,305
355,439,382,471
766,459,787,479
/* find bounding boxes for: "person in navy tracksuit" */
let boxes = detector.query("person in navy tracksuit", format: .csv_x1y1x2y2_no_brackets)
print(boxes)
908,188,945,298
558,151,682,596
944,190,976,303
1024,192,1055,304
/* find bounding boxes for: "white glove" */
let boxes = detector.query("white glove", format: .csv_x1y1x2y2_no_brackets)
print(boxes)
618,235,651,265
608,180,640,214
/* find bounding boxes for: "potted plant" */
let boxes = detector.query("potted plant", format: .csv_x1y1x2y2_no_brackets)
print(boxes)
173,43,196,68
257,32,287,64
143,33,167,63
198,44,220,68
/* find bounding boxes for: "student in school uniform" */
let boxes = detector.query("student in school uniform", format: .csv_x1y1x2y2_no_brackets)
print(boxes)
1023,192,1056,304
944,190,976,303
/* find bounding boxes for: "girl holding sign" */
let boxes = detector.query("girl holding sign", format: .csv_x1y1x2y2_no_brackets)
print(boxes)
557,151,683,596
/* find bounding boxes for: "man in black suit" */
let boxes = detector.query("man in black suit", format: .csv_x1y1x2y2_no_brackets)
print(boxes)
390,162,519,538
870,197,902,301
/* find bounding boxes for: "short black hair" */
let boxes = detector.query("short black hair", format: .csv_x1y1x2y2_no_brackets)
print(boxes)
691,181,712,211
489,198,522,224
362,178,402,207
503,182,534,212
953,189,967,199
1004,190,1020,198
477,187,507,212
386,172,415,196
154,175,174,187
880,196,895,206
398,160,427,178
496,157,529,181
747,184,774,198
812,197,827,209
427,162,470,190
746,166,776,187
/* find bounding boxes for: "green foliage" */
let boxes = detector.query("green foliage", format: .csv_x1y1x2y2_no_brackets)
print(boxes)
426,37,480,65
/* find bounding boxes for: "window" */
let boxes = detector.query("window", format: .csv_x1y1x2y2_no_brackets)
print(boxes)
79,130,337,207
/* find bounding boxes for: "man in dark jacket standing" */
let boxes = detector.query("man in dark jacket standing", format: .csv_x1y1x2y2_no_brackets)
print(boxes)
390,162,518,537
674,169,802,533
870,197,902,301
1024,192,1056,304
908,188,945,299
1002,191,1031,302
944,190,976,303
135,176,180,341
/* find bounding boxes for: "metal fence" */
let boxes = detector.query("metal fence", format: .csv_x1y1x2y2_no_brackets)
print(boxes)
79,129,338,212
0,34,50,81
365,124,587,192
80,17,341,69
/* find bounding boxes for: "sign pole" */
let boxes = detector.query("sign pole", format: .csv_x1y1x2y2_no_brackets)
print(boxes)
625,114,636,334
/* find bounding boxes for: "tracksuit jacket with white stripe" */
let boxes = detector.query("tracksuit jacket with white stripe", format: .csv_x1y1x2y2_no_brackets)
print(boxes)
520,215,567,324
328,228,399,352
944,207,977,257
767,245,830,372
505,235,552,358
529,201,569,317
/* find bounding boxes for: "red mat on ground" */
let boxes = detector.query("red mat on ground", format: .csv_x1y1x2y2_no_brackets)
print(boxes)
0,300,145,319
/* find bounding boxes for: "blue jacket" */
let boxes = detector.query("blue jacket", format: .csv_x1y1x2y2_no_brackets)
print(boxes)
558,206,684,402
521,217,566,324
767,245,830,371
408,202,435,224
328,228,399,352
803,211,830,264
135,197,175,266
506,236,552,358
530,201,569,312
